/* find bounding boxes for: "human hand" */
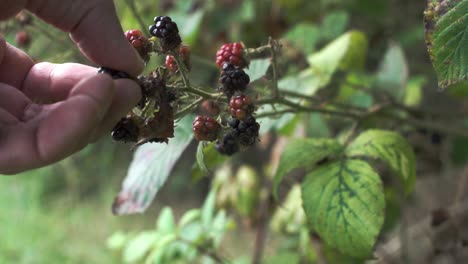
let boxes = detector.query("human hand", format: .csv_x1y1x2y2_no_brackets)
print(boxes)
0,0,144,174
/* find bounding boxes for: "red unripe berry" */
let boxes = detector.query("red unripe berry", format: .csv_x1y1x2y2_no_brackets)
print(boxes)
229,95,254,120
193,116,221,141
15,31,31,47
124,29,149,59
165,46,191,72
216,42,247,68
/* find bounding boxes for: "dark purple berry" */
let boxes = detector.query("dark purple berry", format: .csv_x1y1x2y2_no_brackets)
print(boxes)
111,117,139,142
97,67,131,79
215,132,239,156
219,63,250,98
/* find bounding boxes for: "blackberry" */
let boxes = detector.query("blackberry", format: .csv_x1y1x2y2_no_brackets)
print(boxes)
219,63,250,98
193,115,221,141
165,46,191,72
215,132,239,156
216,42,247,68
229,94,254,120
149,16,181,52
97,67,131,79
111,117,139,142
229,116,260,146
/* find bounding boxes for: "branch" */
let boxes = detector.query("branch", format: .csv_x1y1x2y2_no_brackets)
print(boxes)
123,0,147,33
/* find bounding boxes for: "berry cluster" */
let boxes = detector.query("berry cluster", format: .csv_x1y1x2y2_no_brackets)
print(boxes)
149,16,181,52
165,46,191,72
216,42,247,68
191,44,259,156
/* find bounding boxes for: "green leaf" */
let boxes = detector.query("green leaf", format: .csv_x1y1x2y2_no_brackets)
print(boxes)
201,190,217,227
283,23,321,54
106,231,128,250
404,77,426,107
179,209,201,227
346,130,416,193
196,142,209,176
320,10,350,41
244,58,271,82
112,115,195,215
157,207,176,234
307,31,368,88
169,10,204,46
375,42,409,99
123,231,158,263
273,138,344,199
301,160,385,258
425,0,468,89
192,143,227,180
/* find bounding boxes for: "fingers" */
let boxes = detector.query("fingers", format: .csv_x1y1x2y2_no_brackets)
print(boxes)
36,74,114,164
91,78,141,141
22,62,97,103
0,74,115,174
26,0,144,76
0,37,35,88
0,83,31,118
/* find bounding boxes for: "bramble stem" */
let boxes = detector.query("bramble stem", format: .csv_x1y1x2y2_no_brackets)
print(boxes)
124,0,147,33
171,50,192,89
175,97,203,119
269,37,280,98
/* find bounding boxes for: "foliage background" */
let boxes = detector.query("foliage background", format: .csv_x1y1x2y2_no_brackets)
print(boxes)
0,0,467,263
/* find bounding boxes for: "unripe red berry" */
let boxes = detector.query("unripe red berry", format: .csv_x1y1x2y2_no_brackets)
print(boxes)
216,42,247,68
193,115,221,141
229,95,254,120
15,31,31,47
165,46,191,72
124,29,149,60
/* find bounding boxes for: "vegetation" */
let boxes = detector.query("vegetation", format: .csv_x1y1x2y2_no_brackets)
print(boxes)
1,0,467,263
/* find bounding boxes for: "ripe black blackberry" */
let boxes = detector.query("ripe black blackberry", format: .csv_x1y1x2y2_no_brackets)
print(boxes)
219,63,250,98
98,67,131,79
149,16,181,52
111,117,139,142
229,116,260,146
215,132,239,156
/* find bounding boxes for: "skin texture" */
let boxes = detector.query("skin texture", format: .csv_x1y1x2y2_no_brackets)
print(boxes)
0,0,144,174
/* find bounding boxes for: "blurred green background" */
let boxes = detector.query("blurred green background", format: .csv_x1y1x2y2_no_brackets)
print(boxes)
0,0,457,263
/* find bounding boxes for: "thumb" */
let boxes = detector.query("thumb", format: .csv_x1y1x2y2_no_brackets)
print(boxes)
26,0,144,76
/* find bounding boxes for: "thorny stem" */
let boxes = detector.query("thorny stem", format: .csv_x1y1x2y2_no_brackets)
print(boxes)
172,49,192,89
179,87,222,100
175,97,203,119
269,37,280,98
124,0,147,33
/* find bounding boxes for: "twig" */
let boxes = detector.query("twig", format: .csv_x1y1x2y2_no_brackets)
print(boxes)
175,97,203,119
269,37,280,98
172,49,192,89
252,186,271,264
123,0,147,33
